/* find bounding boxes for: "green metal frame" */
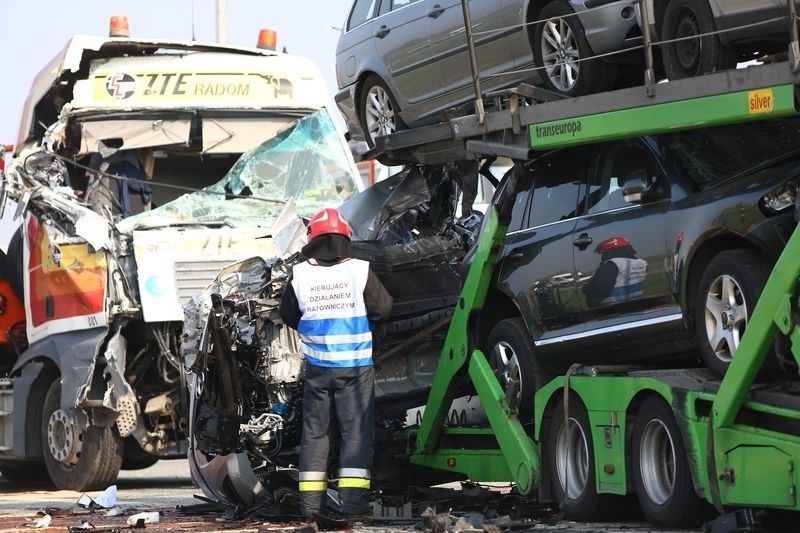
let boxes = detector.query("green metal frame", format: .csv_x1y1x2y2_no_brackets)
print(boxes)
407,197,538,494
530,84,797,150
405,76,800,510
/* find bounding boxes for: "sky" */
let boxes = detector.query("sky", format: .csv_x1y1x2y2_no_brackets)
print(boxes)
0,0,355,144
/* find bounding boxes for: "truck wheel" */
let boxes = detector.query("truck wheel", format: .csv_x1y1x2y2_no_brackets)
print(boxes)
632,395,714,528
694,249,780,378
546,394,623,521
485,318,540,421
533,1,616,96
359,75,405,149
661,0,736,80
41,380,123,491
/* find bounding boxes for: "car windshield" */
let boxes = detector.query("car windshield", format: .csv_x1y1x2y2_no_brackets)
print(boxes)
117,108,359,232
661,117,800,188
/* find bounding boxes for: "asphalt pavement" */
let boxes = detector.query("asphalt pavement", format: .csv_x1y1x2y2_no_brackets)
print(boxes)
0,460,704,532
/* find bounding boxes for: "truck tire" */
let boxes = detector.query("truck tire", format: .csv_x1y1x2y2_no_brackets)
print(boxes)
660,0,736,80
694,249,780,378
545,394,623,521
485,318,541,421
359,75,405,149
41,380,123,491
533,1,616,96
631,395,714,528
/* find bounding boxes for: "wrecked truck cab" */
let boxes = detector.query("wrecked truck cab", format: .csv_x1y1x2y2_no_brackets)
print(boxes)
186,164,482,511
0,33,361,490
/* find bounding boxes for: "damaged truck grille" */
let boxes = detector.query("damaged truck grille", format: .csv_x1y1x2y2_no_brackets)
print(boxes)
174,260,244,304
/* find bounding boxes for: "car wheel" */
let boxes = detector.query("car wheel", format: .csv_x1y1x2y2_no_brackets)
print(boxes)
694,249,780,378
533,1,616,96
358,75,405,149
546,394,624,521
485,318,541,421
632,395,714,528
661,0,736,79
41,379,123,491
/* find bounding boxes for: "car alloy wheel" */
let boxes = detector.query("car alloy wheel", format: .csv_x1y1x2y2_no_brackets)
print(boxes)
533,1,616,96
702,273,747,363
485,318,540,421
359,75,404,149
540,15,580,92
694,249,781,378
365,85,396,138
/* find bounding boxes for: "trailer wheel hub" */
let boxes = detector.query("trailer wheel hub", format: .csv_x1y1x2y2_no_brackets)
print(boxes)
47,407,86,467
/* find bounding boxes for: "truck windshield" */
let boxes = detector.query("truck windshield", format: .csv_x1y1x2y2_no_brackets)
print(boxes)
117,108,359,232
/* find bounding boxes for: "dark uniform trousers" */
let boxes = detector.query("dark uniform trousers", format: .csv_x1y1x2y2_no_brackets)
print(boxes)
298,363,375,516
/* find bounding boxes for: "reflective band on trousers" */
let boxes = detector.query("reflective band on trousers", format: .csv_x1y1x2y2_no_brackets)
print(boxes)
299,471,327,492
299,481,328,492
339,468,370,478
338,477,371,489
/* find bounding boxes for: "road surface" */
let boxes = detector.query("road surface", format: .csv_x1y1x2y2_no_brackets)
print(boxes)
0,460,709,532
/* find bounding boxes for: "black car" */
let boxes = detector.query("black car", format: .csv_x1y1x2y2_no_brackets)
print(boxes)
478,116,800,414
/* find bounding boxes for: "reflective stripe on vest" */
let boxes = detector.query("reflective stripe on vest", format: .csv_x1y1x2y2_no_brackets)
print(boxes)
292,259,373,368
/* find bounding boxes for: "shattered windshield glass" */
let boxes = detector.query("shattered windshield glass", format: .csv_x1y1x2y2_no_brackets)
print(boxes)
117,109,359,233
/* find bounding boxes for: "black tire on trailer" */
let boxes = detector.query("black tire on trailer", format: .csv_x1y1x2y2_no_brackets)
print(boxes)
693,249,780,379
631,394,715,528
545,394,624,521
660,0,736,80
485,318,544,422
533,1,617,96
358,74,405,149
0,461,52,486
41,379,123,491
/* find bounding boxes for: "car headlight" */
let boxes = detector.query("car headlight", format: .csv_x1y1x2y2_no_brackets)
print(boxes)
762,180,800,214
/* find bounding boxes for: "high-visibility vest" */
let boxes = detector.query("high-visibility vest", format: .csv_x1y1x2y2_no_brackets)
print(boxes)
604,257,648,303
291,258,373,367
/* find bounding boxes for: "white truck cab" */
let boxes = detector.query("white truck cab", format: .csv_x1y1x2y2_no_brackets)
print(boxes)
0,24,361,490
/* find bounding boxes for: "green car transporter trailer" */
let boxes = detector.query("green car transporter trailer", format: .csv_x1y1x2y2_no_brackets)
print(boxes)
380,1,800,529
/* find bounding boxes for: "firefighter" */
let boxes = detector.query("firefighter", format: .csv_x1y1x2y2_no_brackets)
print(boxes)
279,207,393,518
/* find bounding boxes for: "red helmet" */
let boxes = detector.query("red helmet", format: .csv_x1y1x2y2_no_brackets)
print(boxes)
307,208,352,241
595,236,630,254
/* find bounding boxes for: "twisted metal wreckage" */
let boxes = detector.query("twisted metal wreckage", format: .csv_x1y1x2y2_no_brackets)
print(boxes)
3,120,488,512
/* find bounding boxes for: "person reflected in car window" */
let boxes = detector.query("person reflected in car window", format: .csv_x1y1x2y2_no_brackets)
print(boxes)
582,236,648,307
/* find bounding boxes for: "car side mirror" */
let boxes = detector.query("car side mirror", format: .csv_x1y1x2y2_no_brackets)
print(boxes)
622,175,647,203
622,171,663,204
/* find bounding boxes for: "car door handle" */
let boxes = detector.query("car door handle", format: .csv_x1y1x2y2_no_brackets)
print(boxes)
573,234,593,250
507,251,524,261
427,5,445,18
374,25,390,38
